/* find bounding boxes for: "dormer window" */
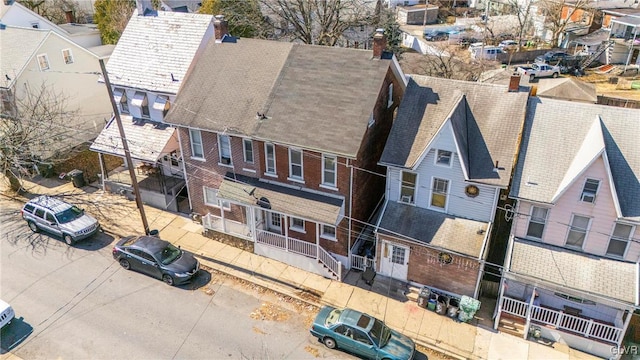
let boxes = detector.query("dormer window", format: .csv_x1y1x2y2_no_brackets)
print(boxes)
153,95,170,118
436,150,452,166
131,92,149,118
580,178,599,203
113,88,128,114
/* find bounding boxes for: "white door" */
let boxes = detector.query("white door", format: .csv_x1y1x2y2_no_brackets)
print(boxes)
379,241,409,281
267,212,281,234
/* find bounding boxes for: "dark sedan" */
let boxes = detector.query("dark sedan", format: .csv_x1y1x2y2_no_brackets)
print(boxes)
112,236,199,286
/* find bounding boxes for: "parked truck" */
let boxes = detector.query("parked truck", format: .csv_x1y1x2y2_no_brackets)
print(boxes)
516,63,561,81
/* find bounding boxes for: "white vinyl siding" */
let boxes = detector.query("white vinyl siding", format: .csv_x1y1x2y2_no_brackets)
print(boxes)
189,129,204,159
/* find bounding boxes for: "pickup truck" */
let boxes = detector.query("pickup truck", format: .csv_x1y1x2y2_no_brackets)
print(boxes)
516,63,560,80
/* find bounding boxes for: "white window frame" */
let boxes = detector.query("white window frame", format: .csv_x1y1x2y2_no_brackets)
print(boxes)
289,217,305,232
265,143,276,176
368,114,375,128
400,171,417,204
243,139,254,164
288,148,304,181
435,149,453,167
203,187,230,210
606,223,634,258
526,206,549,239
218,134,232,166
189,129,204,159
37,54,50,71
580,178,600,203
565,214,591,249
62,49,74,64
430,177,449,211
387,83,393,108
321,224,337,241
321,154,337,188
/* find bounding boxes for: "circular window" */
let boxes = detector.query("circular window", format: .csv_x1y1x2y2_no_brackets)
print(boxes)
465,185,479,198
438,252,453,265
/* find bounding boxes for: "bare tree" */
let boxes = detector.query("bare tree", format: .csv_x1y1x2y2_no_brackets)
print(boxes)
400,44,497,81
0,83,78,192
504,0,535,50
538,0,592,47
260,0,378,45
19,0,89,24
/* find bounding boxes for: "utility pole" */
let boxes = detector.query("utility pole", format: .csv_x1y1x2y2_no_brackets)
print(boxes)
98,59,150,235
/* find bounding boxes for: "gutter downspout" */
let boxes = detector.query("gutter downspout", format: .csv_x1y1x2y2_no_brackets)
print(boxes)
175,128,193,213
348,159,353,270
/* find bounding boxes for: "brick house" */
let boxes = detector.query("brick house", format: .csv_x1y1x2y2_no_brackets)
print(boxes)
372,75,529,301
164,20,407,280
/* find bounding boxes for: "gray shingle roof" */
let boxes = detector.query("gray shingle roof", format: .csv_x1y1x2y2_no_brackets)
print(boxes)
218,174,343,225
535,78,597,103
0,26,49,88
90,115,178,162
509,239,638,305
377,202,489,258
105,10,213,94
164,38,394,157
511,97,640,221
379,75,529,187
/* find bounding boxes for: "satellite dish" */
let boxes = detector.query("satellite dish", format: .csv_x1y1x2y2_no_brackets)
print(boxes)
256,197,271,209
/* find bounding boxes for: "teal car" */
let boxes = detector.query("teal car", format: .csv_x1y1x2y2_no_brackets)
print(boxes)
310,306,415,360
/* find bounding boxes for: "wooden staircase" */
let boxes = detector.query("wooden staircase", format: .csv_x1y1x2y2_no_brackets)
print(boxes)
499,313,526,338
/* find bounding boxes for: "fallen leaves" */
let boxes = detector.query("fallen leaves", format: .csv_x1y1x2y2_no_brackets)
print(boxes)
250,302,291,322
304,345,320,358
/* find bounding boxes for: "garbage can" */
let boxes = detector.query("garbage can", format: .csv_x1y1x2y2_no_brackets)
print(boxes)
67,169,85,188
436,295,449,315
149,229,160,238
447,298,460,319
417,287,430,309
427,293,437,311
361,265,376,286
457,295,482,323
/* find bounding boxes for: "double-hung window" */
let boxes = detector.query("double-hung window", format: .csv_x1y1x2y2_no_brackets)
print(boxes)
321,224,336,240
526,206,548,239
37,54,50,71
566,215,590,248
606,223,634,257
322,154,337,187
189,129,204,159
62,49,74,64
218,134,231,165
289,148,303,180
203,187,230,210
436,150,452,166
580,178,599,203
430,178,449,210
265,143,276,175
400,171,416,204
243,139,254,163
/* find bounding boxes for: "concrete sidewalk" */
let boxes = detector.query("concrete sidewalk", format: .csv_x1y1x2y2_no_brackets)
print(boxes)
2,177,603,360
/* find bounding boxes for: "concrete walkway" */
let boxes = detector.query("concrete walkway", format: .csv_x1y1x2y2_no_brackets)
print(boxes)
1,176,604,360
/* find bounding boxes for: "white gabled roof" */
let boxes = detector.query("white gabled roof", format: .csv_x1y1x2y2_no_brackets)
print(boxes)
0,26,49,88
105,9,213,94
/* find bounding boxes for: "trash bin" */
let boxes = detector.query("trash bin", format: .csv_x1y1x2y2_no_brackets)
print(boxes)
361,265,376,286
417,287,430,309
427,293,437,311
67,169,85,188
148,229,159,238
436,295,449,315
457,295,482,323
447,298,460,319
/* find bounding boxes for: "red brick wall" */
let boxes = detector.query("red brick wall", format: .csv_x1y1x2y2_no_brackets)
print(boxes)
378,235,480,297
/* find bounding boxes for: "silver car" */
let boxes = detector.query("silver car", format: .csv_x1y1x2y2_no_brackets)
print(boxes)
21,196,100,245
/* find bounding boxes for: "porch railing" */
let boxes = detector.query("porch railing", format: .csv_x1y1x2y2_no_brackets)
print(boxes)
351,254,376,271
255,229,341,280
500,296,622,344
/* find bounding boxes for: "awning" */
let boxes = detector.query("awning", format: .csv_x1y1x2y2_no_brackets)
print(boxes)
131,91,147,107
217,175,343,225
507,238,638,307
612,15,640,28
153,95,169,111
113,88,125,103
90,115,178,162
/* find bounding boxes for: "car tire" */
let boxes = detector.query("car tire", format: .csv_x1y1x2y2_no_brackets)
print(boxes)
119,259,131,270
163,274,174,286
28,221,39,233
63,234,74,245
529,74,535,82
322,337,337,349
552,72,559,78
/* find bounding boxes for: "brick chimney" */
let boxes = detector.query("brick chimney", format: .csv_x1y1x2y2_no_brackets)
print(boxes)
64,10,75,24
214,15,229,42
373,28,386,58
508,73,521,92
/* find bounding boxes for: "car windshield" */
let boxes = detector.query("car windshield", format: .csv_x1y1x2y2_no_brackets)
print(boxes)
368,319,391,347
55,206,83,224
156,243,182,265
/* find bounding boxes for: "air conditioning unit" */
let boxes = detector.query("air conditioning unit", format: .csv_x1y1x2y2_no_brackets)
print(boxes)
221,157,231,165
400,195,412,203
581,192,596,203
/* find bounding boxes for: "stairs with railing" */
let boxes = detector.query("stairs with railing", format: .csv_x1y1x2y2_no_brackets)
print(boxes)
580,40,615,70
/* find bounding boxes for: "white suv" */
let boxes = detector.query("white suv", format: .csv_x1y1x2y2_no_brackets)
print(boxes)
0,299,14,328
21,196,100,245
